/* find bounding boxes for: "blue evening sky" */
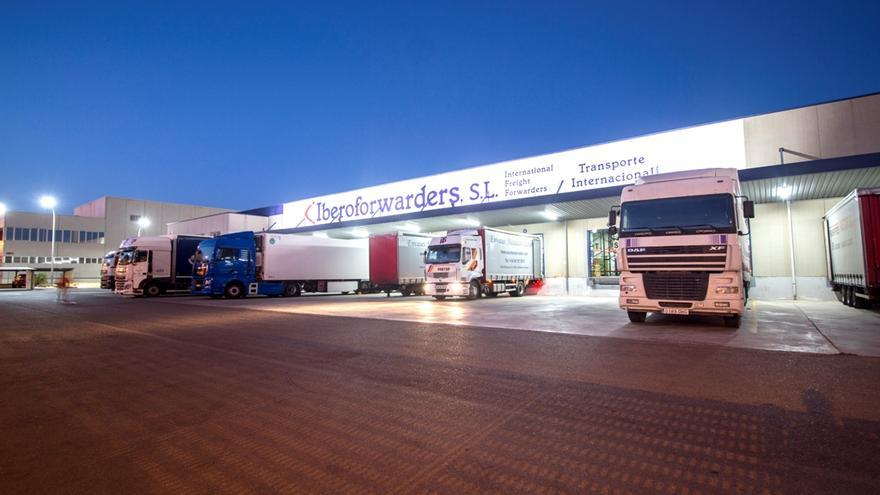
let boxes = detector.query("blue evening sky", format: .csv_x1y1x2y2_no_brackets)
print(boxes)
1,1,879,213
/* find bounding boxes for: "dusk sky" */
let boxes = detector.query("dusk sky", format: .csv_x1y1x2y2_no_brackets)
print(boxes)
2,1,879,213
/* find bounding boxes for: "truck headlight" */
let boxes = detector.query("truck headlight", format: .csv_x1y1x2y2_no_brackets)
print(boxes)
715,286,739,294
620,284,636,292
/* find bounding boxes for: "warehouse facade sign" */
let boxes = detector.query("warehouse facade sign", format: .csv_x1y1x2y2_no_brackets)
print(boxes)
279,119,747,229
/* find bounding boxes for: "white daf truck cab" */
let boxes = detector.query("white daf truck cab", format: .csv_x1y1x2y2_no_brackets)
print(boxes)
608,168,755,327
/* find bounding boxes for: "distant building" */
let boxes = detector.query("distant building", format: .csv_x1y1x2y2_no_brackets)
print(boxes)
0,196,229,283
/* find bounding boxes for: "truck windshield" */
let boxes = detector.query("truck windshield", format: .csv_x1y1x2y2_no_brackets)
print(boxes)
197,240,216,261
117,249,135,265
426,245,462,263
620,194,736,237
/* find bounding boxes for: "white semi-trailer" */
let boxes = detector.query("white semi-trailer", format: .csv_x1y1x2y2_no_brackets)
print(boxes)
423,227,543,300
191,231,369,298
115,235,207,296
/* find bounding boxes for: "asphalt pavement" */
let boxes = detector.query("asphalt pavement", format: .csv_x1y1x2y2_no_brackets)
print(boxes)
2,289,879,494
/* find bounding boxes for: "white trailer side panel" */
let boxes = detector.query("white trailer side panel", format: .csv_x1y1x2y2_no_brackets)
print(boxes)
826,193,867,283
260,234,369,281
397,233,431,282
484,229,541,279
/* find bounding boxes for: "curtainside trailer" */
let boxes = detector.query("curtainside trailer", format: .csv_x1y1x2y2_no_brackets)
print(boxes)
824,188,880,308
369,232,433,296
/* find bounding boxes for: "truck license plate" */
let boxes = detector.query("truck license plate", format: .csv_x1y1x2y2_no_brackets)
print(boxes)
661,308,689,315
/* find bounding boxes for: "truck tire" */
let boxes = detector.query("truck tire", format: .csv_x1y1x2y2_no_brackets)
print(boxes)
723,314,742,328
284,283,301,298
225,282,244,299
627,311,647,323
509,281,525,297
853,288,869,309
844,286,854,307
467,280,482,300
143,283,161,298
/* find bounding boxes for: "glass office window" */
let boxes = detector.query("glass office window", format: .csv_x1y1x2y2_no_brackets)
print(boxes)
30,228,37,241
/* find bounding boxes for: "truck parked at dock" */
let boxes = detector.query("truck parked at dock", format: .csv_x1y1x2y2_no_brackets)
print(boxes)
100,249,120,289
114,235,207,296
423,227,543,300
824,188,880,308
608,168,755,327
369,232,432,296
191,231,369,298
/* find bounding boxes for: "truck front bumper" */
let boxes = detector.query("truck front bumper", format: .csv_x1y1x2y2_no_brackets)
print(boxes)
424,281,469,297
618,272,745,316
191,278,216,295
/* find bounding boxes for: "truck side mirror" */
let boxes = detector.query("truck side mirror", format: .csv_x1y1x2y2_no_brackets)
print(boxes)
608,209,617,228
743,200,755,219
421,251,427,263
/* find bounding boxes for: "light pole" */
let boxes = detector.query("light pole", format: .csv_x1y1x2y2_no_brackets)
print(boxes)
39,195,58,284
136,217,151,236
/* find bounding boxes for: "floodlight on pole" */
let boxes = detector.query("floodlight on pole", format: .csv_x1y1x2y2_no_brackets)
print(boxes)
0,202,7,216
136,217,151,236
39,195,58,284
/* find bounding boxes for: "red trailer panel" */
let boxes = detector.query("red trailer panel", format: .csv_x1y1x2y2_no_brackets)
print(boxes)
369,233,399,285
859,192,880,289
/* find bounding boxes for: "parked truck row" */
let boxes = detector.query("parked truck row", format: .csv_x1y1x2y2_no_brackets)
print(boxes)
107,226,544,301
100,167,880,326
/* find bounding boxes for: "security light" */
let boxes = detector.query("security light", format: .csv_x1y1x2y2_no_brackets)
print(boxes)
542,209,560,221
777,185,792,201
462,217,480,227
0,202,6,216
136,217,151,229
395,223,420,232
39,195,57,209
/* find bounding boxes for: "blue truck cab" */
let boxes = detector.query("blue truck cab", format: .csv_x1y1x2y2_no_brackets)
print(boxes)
191,231,284,298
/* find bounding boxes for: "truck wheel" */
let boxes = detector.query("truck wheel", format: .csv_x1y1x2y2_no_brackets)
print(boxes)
467,280,482,300
509,281,525,297
225,283,244,299
627,311,647,323
433,296,446,301
853,289,868,309
723,314,742,328
845,286,854,307
284,283,301,297
143,283,161,298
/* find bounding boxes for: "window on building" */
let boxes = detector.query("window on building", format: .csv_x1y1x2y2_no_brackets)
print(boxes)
30,228,37,241
38,229,45,242
22,228,30,241
79,231,86,242
62,230,71,243
130,214,140,222
3,256,11,263
14,228,22,240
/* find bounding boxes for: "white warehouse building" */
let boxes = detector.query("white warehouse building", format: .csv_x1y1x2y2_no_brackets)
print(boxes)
231,92,880,300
